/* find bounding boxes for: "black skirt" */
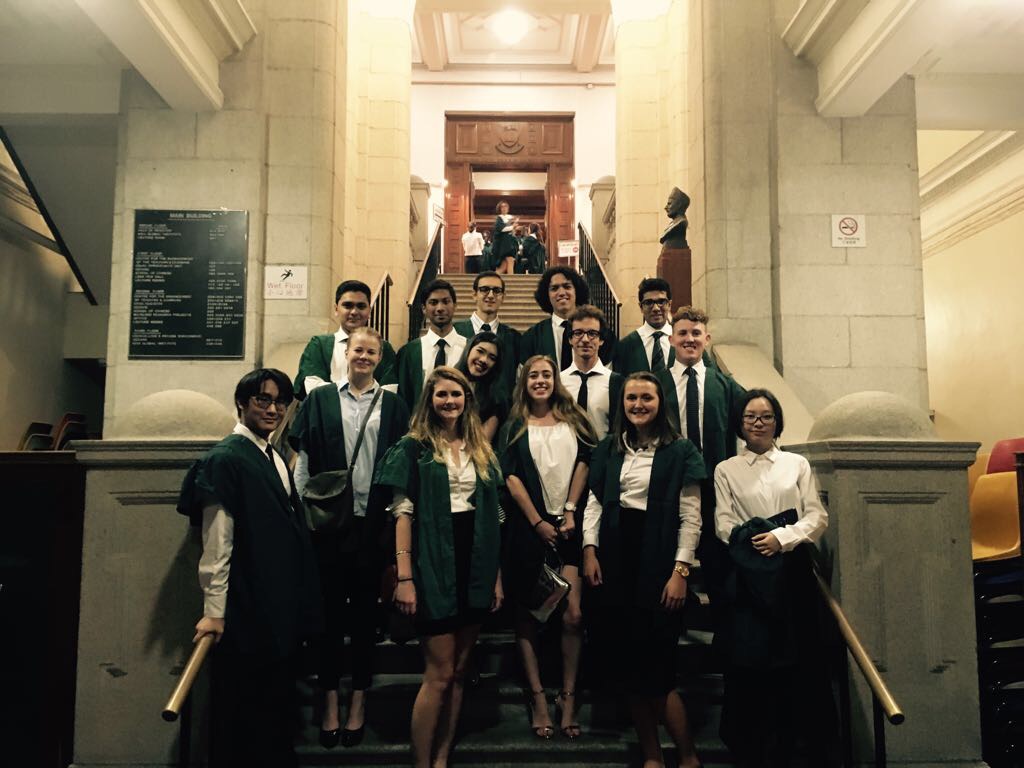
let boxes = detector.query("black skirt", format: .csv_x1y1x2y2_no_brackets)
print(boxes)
416,510,489,637
589,507,682,696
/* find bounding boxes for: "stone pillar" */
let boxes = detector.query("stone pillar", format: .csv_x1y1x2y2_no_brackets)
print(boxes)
73,392,233,766
788,391,984,766
410,175,430,262
588,175,616,260
335,0,413,343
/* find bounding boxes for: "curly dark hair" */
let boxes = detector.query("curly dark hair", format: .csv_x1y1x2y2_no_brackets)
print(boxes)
533,266,590,314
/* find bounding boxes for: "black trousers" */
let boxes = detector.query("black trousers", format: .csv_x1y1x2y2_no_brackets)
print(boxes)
313,527,380,691
464,255,481,273
210,643,298,768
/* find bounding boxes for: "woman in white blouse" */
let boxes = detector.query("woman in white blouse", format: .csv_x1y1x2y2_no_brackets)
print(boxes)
582,372,706,768
713,388,834,766
377,367,504,768
502,354,597,740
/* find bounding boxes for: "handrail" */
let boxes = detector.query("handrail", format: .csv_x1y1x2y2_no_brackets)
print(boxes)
369,270,393,342
408,223,443,340
162,634,214,722
577,222,622,338
813,566,904,725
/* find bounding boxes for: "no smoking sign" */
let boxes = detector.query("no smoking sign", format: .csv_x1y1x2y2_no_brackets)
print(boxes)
831,214,866,248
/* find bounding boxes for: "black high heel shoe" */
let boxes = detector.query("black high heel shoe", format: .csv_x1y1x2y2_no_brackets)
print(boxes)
555,690,581,740
318,727,340,749
341,724,364,748
526,688,554,739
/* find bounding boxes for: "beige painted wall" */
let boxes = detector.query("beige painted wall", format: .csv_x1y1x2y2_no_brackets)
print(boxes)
924,208,1024,453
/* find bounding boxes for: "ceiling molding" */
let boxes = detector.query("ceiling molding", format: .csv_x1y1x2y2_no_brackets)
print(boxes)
919,131,1016,197
916,74,1024,130
782,0,843,58
416,0,610,13
73,0,224,111
573,13,608,73
920,131,1024,258
194,0,258,57
414,12,448,71
412,68,614,86
814,0,963,117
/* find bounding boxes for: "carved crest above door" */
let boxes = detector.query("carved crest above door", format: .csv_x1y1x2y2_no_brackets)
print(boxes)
446,113,573,166
496,124,525,154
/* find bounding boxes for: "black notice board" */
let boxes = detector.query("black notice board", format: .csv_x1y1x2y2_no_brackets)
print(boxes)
129,210,248,359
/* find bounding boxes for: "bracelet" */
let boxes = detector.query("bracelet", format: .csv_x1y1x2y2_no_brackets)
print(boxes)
397,577,413,583
395,549,412,556
533,518,545,529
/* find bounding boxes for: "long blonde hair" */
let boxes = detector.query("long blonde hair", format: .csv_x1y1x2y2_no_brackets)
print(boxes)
408,366,496,479
508,355,597,446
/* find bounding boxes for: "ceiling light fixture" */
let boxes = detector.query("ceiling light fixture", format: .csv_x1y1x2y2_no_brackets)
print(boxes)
488,9,531,45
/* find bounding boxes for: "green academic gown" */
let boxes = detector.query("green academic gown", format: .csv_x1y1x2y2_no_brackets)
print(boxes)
519,237,547,274
519,316,616,367
375,437,502,622
453,318,521,395
177,434,322,659
395,337,426,411
612,329,676,375
587,436,706,609
294,333,398,399
288,383,410,554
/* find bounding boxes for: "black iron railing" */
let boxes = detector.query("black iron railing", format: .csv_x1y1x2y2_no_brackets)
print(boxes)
369,271,393,342
577,223,621,338
408,224,443,340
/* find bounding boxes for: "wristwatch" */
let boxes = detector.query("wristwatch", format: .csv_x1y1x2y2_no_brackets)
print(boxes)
563,501,577,513
673,562,691,578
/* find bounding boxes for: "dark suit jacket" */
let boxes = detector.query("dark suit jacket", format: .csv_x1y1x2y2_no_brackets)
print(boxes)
294,333,398,399
453,318,521,394
519,317,616,367
612,329,676,375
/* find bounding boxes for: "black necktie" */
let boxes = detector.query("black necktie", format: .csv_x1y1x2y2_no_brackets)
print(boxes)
650,331,666,372
434,338,447,368
684,367,701,451
574,370,595,410
559,320,572,371
481,323,492,333
264,444,276,463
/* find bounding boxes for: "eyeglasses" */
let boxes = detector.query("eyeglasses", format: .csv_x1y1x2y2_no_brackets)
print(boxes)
251,394,291,410
640,298,670,309
570,329,601,340
742,413,775,425
476,286,504,295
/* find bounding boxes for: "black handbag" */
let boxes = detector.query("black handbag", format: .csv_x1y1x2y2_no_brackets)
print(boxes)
302,388,383,532
526,545,571,623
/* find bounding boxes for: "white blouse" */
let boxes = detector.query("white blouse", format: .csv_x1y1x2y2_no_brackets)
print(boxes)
391,445,477,516
713,446,828,551
582,440,702,564
528,421,576,516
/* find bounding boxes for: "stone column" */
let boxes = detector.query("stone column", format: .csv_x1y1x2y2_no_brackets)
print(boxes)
335,0,413,343
588,175,616,260
788,391,984,766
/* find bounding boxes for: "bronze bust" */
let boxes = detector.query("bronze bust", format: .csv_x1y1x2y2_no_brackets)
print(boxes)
659,187,690,249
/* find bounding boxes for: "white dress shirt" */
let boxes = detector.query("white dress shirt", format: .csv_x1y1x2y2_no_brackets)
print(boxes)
582,440,702,564
713,446,828,551
294,380,382,517
560,360,613,441
462,229,484,256
550,313,570,369
302,327,350,396
421,327,467,376
468,312,501,334
528,422,577,516
392,445,477,516
198,423,291,618
671,358,706,442
637,322,673,369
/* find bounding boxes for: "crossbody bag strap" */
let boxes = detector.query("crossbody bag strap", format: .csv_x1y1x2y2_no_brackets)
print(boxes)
348,387,384,469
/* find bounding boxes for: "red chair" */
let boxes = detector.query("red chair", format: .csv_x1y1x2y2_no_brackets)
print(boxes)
988,438,1024,475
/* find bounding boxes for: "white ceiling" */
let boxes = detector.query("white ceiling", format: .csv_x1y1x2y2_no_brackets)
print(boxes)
0,0,126,69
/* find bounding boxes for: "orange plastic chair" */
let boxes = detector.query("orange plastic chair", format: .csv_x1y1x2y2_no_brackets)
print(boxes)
969,452,992,499
971,472,1021,562
988,438,1024,475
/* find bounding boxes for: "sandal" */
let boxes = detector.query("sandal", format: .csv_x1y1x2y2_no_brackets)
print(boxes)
556,689,582,740
526,688,554,739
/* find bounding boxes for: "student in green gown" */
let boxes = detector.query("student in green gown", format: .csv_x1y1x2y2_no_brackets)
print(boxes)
294,279,398,399
612,277,676,376
501,354,597,740
455,331,510,444
492,199,519,274
289,327,410,750
396,278,467,411
179,369,321,768
452,270,521,397
378,367,504,768
582,372,706,768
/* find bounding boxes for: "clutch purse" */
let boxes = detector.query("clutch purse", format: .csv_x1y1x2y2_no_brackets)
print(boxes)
526,547,571,623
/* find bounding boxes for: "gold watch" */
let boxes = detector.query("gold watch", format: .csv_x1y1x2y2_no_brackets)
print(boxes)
673,562,691,578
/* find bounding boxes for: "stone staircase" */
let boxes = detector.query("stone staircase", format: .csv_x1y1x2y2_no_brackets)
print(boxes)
443,273,544,333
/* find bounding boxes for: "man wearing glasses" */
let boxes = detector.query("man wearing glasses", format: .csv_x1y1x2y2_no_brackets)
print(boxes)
612,277,676,376
560,305,623,441
178,368,321,766
295,280,398,398
454,271,521,393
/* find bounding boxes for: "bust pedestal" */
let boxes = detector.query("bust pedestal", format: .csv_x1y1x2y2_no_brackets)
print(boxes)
657,245,692,307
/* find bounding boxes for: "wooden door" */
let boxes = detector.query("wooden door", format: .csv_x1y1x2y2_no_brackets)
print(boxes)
546,163,575,267
444,162,471,273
